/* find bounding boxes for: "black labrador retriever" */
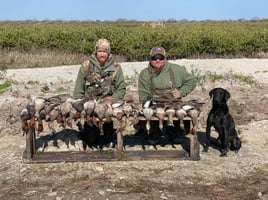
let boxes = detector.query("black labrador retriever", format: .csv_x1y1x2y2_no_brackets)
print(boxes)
204,87,241,157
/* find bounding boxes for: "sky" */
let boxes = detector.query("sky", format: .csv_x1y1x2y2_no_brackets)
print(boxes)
1,0,267,21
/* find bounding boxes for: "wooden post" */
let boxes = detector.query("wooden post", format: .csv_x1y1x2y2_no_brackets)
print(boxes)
32,127,36,155
188,119,200,161
116,130,123,160
23,124,34,160
23,118,36,161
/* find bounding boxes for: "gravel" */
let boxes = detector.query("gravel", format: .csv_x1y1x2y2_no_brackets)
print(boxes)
1,59,268,200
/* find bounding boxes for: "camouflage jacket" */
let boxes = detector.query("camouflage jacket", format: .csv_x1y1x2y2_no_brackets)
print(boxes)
73,55,126,101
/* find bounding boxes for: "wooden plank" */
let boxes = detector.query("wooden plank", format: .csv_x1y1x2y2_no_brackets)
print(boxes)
138,116,192,121
23,149,189,163
24,150,118,163
121,150,187,161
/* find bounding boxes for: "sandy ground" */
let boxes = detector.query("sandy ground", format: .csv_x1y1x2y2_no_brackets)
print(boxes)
0,59,268,200
6,58,268,84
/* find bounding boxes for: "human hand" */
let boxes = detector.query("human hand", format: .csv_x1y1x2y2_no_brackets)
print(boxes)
171,89,181,99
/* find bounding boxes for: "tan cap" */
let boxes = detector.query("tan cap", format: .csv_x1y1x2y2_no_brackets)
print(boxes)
95,38,111,53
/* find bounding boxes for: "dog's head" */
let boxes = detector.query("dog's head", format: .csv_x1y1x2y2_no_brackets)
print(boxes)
229,137,242,152
209,87,230,105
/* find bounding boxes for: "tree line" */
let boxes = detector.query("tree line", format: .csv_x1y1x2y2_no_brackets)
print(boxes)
0,20,267,60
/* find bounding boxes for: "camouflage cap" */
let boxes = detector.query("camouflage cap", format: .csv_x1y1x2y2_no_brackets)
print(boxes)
150,46,166,57
95,38,111,53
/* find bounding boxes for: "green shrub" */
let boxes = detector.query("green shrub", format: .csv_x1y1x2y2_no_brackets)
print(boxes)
0,20,267,58
27,80,40,85
0,81,12,94
41,84,49,93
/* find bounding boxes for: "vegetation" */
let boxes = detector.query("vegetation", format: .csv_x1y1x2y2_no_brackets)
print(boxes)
56,86,69,93
0,20,267,61
0,64,7,79
191,69,257,86
41,83,50,93
27,80,40,85
0,81,12,94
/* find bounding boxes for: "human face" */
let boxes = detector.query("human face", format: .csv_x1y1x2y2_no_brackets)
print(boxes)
150,54,166,69
96,50,109,66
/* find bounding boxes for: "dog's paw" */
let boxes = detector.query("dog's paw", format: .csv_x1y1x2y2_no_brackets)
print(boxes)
202,145,209,152
220,151,227,157
234,149,240,153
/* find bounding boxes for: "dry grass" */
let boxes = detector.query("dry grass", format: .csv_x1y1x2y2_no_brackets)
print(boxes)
0,48,128,69
2,48,268,69
1,48,88,69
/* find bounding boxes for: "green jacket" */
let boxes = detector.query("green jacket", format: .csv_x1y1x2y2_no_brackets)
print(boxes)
138,61,196,103
73,54,126,100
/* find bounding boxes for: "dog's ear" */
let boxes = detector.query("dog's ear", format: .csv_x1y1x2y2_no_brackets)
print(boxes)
209,89,215,99
224,90,231,101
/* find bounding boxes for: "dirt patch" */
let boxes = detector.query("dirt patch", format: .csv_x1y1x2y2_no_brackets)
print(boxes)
0,59,267,200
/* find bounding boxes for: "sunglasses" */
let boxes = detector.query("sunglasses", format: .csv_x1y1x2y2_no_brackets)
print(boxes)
150,55,166,61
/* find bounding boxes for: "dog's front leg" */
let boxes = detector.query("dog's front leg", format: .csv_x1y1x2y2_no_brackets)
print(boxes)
220,129,229,157
204,118,212,152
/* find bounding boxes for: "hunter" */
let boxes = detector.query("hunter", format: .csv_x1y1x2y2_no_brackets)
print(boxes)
138,46,196,145
73,38,126,148
138,46,196,103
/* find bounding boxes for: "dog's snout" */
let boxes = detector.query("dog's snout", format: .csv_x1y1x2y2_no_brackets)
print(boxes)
212,91,225,104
